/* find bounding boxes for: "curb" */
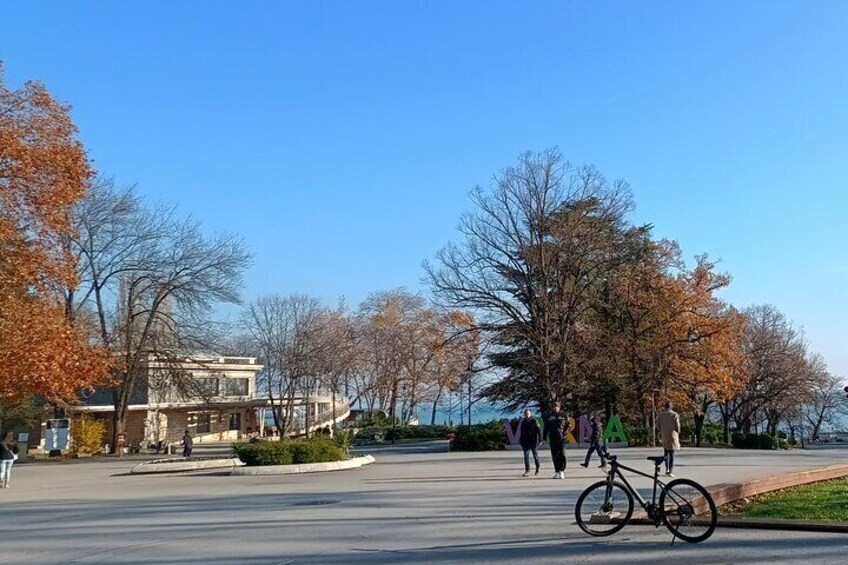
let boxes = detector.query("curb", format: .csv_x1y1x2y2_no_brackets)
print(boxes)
708,463,848,508
231,454,376,476
629,463,848,532
131,457,244,474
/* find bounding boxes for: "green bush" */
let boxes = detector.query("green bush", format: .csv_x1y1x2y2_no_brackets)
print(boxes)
731,431,746,448
758,433,776,450
232,437,345,466
355,425,454,442
290,437,345,464
232,441,293,466
450,421,506,452
333,429,354,456
624,423,652,447
730,431,776,450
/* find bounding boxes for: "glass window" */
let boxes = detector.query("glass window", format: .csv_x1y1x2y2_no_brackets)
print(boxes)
196,413,211,434
195,378,219,397
223,378,249,397
229,412,241,431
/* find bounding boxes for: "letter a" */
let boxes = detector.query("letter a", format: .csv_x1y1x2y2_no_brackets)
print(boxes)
604,415,627,445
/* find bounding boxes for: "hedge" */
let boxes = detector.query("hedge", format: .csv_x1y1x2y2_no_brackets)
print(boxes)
449,421,507,452
355,425,454,442
232,437,345,466
731,432,777,450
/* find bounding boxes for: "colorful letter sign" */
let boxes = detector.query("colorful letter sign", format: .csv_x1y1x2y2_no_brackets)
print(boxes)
502,414,628,447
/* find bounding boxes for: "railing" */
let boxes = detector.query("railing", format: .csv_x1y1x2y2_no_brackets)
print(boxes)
286,400,350,436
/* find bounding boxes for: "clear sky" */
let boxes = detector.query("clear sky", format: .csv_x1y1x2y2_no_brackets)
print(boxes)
1,2,846,376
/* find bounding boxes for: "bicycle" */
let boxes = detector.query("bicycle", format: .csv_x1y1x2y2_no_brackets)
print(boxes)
574,452,717,544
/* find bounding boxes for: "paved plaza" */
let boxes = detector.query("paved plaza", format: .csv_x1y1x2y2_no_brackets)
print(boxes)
1,445,847,564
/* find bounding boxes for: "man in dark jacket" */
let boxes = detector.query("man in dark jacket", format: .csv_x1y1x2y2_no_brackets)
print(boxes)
543,402,568,478
518,409,541,477
580,413,607,468
182,430,193,458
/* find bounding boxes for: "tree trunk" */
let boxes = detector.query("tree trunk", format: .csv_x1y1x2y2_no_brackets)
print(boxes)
430,386,444,426
693,411,705,447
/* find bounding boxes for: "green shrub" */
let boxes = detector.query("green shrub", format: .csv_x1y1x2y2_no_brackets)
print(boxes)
450,421,506,452
731,431,746,449
778,438,789,450
232,441,293,466
290,437,345,464
699,423,724,445
758,433,776,450
355,425,454,442
232,437,345,466
333,429,354,456
730,431,776,450
624,423,652,447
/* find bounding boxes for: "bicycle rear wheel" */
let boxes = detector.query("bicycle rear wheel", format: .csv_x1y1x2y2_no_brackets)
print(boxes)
574,480,634,536
659,478,717,543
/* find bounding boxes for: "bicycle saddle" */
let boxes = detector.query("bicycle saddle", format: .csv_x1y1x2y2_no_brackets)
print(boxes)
646,455,667,465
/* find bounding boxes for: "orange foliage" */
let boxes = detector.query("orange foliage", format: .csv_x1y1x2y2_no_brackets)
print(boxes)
0,63,109,402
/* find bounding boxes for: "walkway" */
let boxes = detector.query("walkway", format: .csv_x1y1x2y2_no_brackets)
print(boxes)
1,445,846,564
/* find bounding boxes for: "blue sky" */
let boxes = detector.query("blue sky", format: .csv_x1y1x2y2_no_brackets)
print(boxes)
2,2,846,376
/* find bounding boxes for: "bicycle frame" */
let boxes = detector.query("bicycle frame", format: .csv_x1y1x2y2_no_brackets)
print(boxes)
603,456,668,522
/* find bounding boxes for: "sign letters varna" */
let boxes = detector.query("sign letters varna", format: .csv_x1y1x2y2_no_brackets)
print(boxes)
502,413,628,447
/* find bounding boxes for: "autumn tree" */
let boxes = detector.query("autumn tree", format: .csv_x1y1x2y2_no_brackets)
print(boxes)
356,290,426,423
595,245,747,445
0,64,108,404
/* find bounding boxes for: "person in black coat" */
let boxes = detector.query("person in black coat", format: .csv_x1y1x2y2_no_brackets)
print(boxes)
518,409,541,477
543,402,568,478
580,413,607,468
182,430,193,458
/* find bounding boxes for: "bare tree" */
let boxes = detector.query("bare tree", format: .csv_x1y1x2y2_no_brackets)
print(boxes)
243,294,324,436
803,367,847,441
719,305,820,439
426,148,643,415
65,179,250,450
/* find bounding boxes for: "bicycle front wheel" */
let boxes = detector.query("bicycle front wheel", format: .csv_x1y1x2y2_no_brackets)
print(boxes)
574,480,634,536
659,478,717,543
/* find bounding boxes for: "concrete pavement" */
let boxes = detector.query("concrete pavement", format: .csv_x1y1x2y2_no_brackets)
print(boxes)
1,445,846,564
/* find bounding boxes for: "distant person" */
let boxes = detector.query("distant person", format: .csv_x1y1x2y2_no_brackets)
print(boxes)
543,401,568,479
518,410,541,477
580,413,607,469
182,430,193,458
0,432,19,488
657,401,681,477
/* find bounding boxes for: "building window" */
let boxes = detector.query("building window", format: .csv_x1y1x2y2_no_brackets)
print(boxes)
229,412,241,431
223,378,249,397
196,413,211,434
195,378,219,397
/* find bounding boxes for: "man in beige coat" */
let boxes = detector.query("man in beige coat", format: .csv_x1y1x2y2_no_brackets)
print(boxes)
657,401,680,477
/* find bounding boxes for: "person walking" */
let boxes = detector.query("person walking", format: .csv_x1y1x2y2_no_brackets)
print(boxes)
543,401,568,479
580,413,607,469
182,429,193,458
518,410,541,477
657,401,681,477
0,432,19,488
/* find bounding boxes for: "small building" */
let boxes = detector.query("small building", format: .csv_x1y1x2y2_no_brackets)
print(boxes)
67,354,265,449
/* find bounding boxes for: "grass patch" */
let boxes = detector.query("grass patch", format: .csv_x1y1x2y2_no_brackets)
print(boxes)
723,477,848,521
